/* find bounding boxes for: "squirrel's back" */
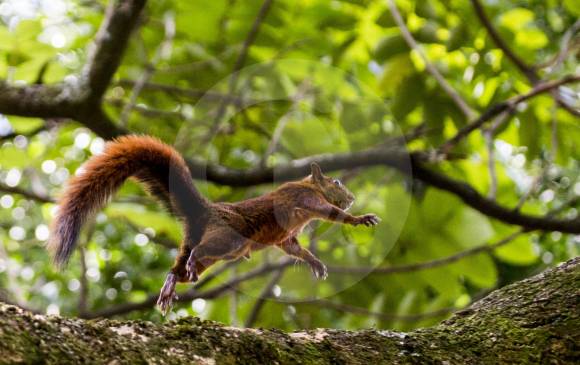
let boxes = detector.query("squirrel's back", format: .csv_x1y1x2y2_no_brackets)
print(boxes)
48,135,208,266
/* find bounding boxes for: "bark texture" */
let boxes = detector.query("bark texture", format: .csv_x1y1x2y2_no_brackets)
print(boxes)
0,257,578,365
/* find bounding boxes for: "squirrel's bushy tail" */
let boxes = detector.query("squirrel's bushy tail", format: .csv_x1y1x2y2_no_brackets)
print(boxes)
48,135,209,267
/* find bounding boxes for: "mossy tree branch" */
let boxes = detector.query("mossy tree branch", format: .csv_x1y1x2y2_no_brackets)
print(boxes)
0,257,578,364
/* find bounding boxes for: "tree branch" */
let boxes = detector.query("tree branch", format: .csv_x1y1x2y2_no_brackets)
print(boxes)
0,182,54,204
81,0,147,106
244,267,286,327
115,79,249,105
2,257,578,363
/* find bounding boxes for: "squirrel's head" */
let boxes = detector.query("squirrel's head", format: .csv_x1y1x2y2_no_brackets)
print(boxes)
309,162,355,210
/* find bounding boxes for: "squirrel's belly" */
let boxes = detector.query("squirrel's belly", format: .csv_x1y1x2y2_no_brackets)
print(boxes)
250,223,307,244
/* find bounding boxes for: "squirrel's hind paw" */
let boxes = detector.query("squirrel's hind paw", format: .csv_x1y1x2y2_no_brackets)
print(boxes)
157,272,179,315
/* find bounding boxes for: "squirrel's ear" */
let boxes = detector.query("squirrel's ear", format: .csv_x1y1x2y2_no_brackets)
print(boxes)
310,162,324,183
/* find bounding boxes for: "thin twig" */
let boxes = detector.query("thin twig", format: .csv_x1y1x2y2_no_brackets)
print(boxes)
78,246,89,316
115,79,249,105
534,19,580,73
245,266,286,327
484,130,497,199
0,182,54,204
119,12,176,126
261,80,312,166
388,0,474,119
82,259,293,318
470,0,537,82
202,0,275,145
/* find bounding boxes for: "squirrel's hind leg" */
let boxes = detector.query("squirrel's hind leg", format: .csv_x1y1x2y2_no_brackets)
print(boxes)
186,228,248,280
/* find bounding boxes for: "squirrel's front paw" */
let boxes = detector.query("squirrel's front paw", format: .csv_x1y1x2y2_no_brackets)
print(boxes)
309,259,328,280
355,213,381,227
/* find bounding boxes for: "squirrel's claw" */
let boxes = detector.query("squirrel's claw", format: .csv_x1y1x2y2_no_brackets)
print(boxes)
157,272,178,315
356,213,381,227
309,259,328,280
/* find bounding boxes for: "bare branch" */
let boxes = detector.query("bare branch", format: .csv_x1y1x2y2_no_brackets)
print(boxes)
115,79,248,105
81,0,147,106
535,19,580,73
329,230,523,275
0,182,54,204
119,11,175,126
440,75,580,153
204,0,275,143
388,0,475,119
0,82,79,120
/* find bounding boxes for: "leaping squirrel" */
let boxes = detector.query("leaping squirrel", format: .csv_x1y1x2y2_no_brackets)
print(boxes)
48,135,380,313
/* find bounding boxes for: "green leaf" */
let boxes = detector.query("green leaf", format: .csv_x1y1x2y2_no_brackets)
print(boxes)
518,108,541,159
499,8,534,32
447,23,470,51
374,35,410,62
447,209,494,248
515,29,548,50
391,73,425,120
563,0,580,16
0,146,30,168
494,235,538,265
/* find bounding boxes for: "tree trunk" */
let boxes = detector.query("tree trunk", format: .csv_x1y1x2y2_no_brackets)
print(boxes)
0,257,578,364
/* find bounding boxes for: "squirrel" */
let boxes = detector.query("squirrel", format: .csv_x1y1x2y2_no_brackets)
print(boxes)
48,135,380,313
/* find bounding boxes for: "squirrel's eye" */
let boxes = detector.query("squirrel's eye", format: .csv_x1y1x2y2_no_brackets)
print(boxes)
333,179,341,186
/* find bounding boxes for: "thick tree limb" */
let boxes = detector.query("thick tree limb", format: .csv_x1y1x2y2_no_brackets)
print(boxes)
0,0,144,138
0,82,79,120
1,257,577,364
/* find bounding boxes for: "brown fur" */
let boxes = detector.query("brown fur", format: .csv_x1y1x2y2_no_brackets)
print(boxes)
48,135,380,313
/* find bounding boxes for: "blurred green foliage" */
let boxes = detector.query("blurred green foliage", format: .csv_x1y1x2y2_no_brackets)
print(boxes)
0,0,578,331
